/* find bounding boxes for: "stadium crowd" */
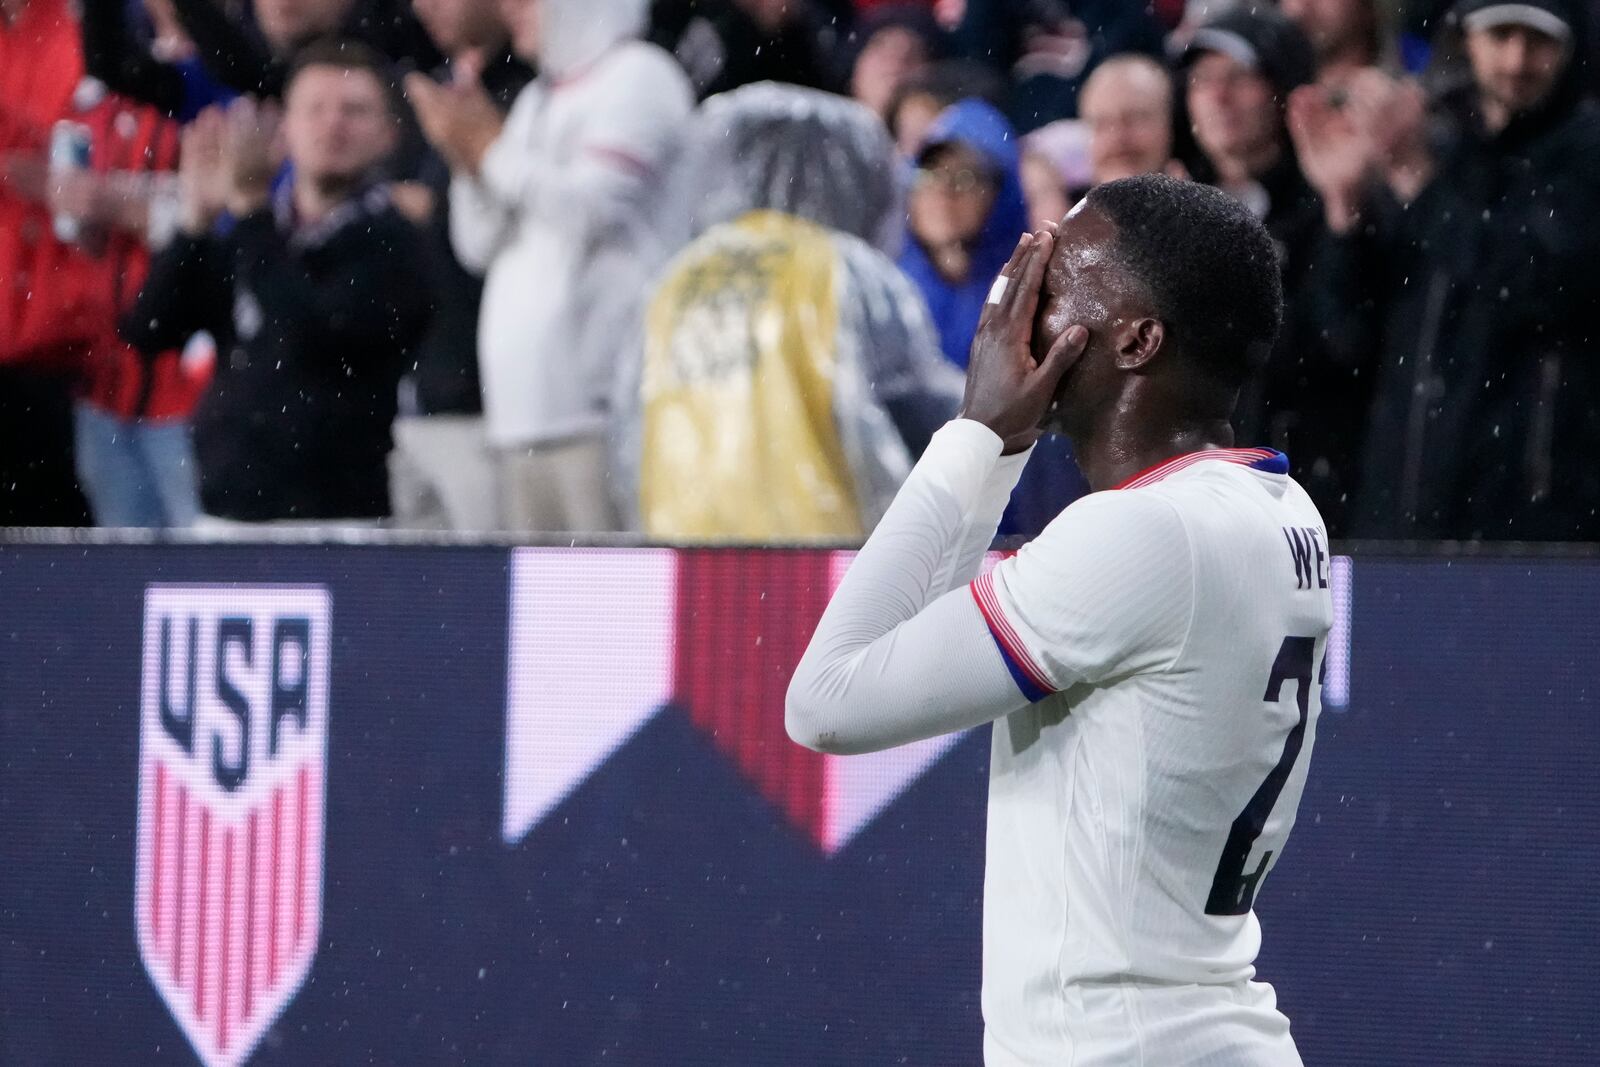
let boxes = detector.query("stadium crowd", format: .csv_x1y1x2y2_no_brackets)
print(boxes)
2,0,1597,540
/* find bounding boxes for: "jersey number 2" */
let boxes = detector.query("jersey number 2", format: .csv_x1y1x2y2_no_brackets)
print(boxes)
1204,635,1320,916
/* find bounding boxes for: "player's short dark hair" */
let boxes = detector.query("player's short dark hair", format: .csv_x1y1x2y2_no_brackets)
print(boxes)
286,38,399,115
1084,173,1283,388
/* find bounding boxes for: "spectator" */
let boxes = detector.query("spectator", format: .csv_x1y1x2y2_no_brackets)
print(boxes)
619,84,961,541
1078,53,1177,187
840,5,946,122
886,58,1005,158
48,77,208,527
408,0,692,533
1280,0,1389,88
388,0,531,530
1179,7,1317,220
0,0,94,524
1291,0,1600,539
898,99,1028,370
123,42,430,524
652,0,836,100
1179,7,1363,532
897,98,1089,534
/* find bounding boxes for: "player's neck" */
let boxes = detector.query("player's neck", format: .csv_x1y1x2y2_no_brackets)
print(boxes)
1073,417,1236,493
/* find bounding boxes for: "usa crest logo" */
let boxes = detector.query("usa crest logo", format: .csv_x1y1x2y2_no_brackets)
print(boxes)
135,585,331,1067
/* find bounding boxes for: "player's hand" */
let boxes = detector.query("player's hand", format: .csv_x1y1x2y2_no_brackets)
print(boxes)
959,228,1089,454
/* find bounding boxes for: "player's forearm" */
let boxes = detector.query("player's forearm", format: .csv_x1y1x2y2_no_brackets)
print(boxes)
786,419,1027,753
945,436,1030,590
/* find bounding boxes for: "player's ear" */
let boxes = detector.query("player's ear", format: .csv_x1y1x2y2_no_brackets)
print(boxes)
1113,317,1164,371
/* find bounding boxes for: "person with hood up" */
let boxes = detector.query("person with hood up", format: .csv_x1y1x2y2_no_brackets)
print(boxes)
900,98,1030,371
901,98,1090,536
407,0,692,533
618,83,962,542
1290,0,1600,539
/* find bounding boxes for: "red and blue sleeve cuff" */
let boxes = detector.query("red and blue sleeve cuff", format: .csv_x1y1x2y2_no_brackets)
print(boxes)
970,572,1056,703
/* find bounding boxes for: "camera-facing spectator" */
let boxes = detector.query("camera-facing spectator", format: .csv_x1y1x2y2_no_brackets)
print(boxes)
899,99,1028,369
841,5,945,122
1291,0,1600,539
1179,7,1316,212
408,0,691,533
1078,53,1177,186
619,84,961,541
123,42,430,525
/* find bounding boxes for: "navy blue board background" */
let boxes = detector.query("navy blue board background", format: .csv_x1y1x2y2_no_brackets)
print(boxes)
1,546,1595,1064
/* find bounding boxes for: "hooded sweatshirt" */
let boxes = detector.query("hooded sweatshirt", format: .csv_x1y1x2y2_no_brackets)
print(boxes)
897,99,1029,369
450,0,693,448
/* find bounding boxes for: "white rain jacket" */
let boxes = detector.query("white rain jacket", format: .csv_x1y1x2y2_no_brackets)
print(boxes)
450,0,693,447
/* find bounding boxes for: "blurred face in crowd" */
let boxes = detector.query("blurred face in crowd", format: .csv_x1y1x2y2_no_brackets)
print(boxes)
1019,149,1070,228
1186,51,1282,170
414,0,505,56
284,64,397,189
1465,22,1569,121
909,144,998,252
255,0,355,53
496,0,540,62
1080,57,1173,185
1279,0,1375,64
853,27,932,120
892,90,946,158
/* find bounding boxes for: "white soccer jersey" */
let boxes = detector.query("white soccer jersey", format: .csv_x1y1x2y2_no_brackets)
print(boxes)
788,420,1334,1067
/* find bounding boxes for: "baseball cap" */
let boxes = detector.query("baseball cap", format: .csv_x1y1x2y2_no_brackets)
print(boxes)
1453,0,1573,41
1177,7,1317,101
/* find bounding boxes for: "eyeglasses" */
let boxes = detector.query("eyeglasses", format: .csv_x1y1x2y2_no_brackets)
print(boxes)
914,167,997,195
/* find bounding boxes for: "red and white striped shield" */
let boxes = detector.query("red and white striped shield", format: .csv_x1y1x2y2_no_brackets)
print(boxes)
135,585,331,1067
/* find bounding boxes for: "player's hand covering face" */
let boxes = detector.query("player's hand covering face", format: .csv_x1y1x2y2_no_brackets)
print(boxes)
959,226,1088,454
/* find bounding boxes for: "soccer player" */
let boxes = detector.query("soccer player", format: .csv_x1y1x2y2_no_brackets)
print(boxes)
787,173,1332,1066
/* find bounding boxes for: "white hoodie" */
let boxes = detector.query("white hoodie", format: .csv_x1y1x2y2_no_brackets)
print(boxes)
450,0,692,447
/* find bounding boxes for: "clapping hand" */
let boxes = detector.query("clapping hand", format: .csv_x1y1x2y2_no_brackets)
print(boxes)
1288,83,1376,232
404,52,504,175
178,106,229,234
221,96,281,217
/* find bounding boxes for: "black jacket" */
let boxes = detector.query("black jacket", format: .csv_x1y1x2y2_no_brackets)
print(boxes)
123,188,430,520
1216,153,1370,536
1320,76,1600,540
406,51,532,416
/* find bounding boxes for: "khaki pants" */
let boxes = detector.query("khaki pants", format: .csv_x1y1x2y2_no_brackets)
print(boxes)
389,414,500,532
498,434,617,534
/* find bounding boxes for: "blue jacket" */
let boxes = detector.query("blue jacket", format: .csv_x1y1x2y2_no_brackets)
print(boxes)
897,100,1029,369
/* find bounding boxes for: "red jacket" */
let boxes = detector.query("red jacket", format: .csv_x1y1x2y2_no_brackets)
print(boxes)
71,84,207,420
0,0,204,416
0,0,98,369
